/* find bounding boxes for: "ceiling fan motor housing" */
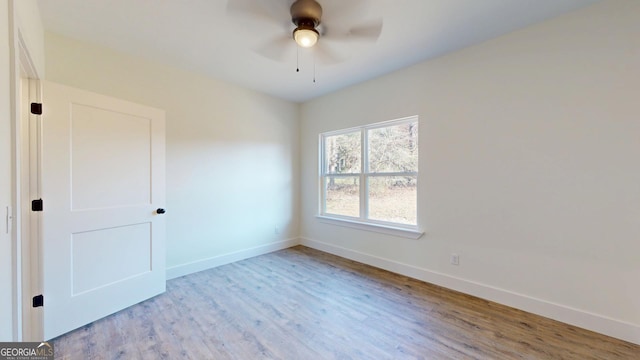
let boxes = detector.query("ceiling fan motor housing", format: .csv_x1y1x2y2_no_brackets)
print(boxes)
290,0,322,27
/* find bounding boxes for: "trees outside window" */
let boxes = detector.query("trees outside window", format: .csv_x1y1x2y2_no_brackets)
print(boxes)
320,117,418,227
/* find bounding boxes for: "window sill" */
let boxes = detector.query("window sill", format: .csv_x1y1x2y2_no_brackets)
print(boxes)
316,215,424,240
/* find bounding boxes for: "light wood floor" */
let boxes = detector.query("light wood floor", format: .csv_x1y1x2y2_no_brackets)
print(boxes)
52,246,639,359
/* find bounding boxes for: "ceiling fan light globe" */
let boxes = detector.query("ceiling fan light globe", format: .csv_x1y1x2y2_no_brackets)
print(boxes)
294,28,319,48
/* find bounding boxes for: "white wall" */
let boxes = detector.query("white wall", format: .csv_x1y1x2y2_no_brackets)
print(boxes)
300,0,640,345
0,0,14,341
44,33,300,277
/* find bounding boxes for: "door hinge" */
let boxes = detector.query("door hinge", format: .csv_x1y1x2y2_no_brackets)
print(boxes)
31,199,43,212
30,103,42,115
32,295,44,308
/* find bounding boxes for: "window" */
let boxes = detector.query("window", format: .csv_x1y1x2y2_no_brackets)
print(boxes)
320,116,419,231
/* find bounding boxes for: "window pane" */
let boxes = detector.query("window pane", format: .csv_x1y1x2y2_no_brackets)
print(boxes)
324,132,361,174
368,122,418,173
325,177,359,217
368,176,416,225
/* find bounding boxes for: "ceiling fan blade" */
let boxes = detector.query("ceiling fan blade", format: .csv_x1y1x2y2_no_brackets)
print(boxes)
324,18,383,43
312,42,345,65
320,0,370,28
347,18,383,41
254,36,293,62
226,0,290,26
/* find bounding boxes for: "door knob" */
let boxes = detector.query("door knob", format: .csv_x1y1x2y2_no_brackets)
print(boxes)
156,208,166,214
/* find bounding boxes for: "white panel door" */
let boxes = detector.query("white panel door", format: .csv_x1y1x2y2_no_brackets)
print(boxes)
40,81,166,340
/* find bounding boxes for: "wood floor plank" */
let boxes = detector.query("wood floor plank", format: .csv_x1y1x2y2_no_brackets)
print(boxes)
51,246,639,359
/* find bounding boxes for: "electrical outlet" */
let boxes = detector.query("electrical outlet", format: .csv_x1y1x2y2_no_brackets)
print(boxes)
450,253,460,266
274,226,280,235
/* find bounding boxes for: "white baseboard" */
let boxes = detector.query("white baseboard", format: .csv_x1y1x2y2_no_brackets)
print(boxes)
166,238,300,280
300,237,640,346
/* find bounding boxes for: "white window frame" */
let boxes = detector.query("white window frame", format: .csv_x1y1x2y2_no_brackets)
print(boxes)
318,116,423,239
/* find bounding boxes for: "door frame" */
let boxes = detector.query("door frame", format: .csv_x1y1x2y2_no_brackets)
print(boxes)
11,25,41,340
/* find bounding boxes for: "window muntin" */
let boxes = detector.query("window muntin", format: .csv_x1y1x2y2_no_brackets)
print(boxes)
320,116,419,228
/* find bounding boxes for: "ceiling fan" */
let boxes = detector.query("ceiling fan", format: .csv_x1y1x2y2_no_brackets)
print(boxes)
227,0,383,64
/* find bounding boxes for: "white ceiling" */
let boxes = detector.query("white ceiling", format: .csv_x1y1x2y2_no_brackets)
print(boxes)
37,0,600,102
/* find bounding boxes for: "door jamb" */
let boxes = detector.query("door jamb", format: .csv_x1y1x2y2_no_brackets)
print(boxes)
19,76,42,341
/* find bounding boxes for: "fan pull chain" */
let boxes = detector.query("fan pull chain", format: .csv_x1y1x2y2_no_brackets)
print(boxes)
313,55,316,83
296,46,300,73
